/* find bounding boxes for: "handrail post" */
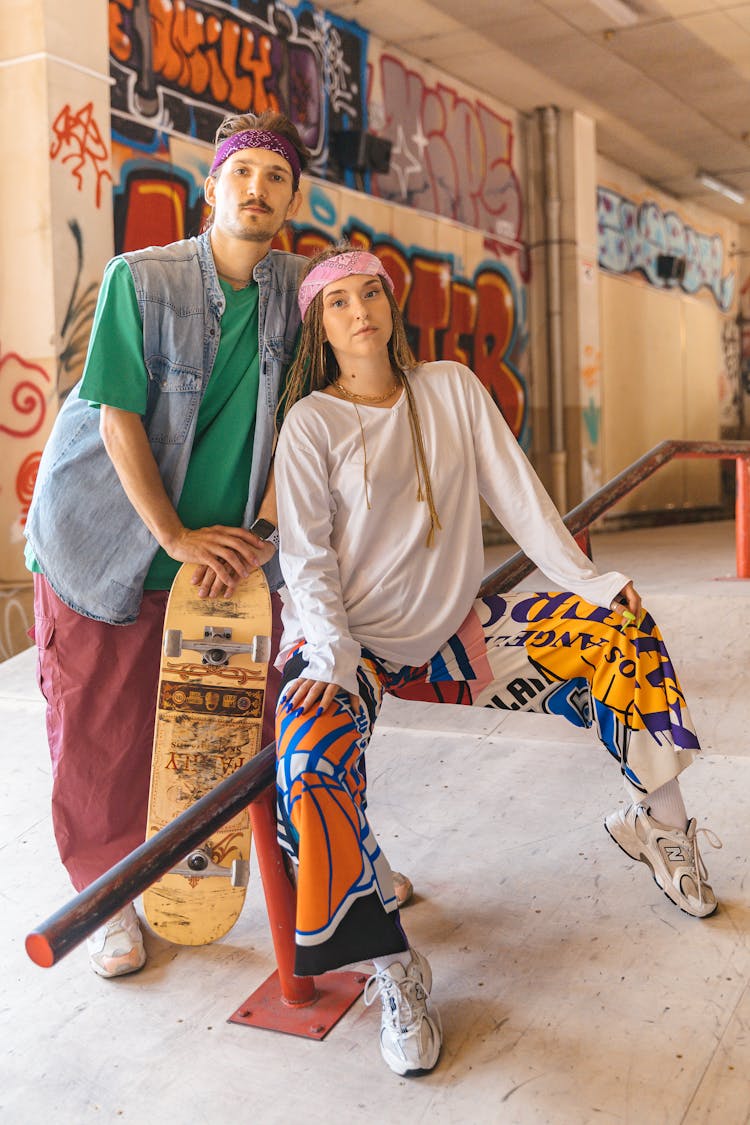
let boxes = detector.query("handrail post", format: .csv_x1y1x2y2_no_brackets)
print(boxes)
737,456,750,579
574,527,592,560
247,788,317,1007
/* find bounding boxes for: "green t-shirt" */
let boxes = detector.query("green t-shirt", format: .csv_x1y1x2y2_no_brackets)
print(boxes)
27,258,261,589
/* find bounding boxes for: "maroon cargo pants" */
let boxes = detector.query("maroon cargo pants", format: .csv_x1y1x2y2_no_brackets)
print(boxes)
31,574,283,891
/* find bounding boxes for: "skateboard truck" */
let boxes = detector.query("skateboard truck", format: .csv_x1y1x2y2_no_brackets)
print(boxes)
170,846,250,887
164,626,270,667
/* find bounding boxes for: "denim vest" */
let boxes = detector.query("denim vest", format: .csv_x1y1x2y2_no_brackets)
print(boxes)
25,233,304,623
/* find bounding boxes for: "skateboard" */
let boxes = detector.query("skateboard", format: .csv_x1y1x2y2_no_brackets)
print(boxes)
142,563,272,945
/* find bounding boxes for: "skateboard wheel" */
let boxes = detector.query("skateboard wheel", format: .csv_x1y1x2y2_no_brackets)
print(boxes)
164,629,183,658
231,859,250,887
252,635,271,664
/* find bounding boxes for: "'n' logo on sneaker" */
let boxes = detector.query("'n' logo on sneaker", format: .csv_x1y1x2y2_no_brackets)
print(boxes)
664,845,686,863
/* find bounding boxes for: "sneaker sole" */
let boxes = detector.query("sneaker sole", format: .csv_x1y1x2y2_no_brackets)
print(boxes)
380,1027,442,1077
90,947,147,979
604,818,717,919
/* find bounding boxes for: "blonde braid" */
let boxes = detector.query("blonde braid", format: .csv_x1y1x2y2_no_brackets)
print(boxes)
402,374,442,547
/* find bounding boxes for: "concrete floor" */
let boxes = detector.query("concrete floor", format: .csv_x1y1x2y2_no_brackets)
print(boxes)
3,521,750,1124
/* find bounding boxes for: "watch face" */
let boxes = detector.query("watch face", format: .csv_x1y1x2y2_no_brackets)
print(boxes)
251,518,276,540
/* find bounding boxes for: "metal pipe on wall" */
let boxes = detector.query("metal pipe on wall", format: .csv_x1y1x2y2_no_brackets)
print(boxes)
538,105,568,511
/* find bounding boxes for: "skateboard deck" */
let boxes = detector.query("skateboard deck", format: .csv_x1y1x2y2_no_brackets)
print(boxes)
143,563,271,945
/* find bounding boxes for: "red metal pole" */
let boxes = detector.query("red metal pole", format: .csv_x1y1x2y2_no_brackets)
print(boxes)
248,788,317,1007
736,457,750,579
574,527,592,560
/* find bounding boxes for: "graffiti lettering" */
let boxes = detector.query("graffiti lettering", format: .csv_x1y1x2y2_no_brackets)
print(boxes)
112,167,529,443
375,55,522,246
50,102,112,208
149,4,278,114
598,187,734,310
109,0,363,162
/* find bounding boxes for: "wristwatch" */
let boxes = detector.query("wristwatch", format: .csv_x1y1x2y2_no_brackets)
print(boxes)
249,517,280,548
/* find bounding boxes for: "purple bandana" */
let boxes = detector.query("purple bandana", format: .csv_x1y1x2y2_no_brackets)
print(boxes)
297,251,395,320
210,129,302,188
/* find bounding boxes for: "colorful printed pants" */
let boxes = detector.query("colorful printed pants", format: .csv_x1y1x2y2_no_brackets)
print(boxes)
275,591,700,976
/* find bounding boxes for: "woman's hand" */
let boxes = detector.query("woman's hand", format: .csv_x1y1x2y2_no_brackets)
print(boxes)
286,677,360,715
610,580,643,625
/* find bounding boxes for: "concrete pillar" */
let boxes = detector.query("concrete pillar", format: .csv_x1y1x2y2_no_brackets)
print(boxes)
558,110,603,502
0,0,112,657
524,107,601,508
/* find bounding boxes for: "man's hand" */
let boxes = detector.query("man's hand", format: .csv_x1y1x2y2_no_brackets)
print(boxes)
174,525,276,598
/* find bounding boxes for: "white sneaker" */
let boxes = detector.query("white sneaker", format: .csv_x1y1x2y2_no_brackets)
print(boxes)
364,949,442,1076
605,804,721,918
87,903,146,978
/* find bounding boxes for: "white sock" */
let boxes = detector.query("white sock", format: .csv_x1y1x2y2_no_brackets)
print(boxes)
643,779,688,831
373,949,412,974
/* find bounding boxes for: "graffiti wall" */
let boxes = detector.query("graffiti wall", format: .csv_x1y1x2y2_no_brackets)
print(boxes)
598,186,735,312
0,1,530,661
596,158,740,514
598,157,740,433
107,0,529,443
739,269,750,432
107,1,524,245
0,0,116,657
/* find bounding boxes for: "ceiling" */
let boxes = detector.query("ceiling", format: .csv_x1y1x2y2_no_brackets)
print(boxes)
323,0,750,226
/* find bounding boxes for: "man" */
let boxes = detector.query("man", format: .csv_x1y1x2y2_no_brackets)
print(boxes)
25,110,309,977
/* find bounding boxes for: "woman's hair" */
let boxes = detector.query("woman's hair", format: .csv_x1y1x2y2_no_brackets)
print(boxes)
279,242,418,423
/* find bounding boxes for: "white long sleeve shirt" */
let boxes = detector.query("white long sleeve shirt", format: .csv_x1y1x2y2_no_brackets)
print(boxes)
275,361,629,694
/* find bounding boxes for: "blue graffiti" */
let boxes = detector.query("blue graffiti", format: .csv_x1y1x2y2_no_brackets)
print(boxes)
308,184,337,227
597,187,734,311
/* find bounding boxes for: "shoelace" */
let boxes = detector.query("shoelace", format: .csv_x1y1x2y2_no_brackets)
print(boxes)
363,969,425,1032
690,826,723,905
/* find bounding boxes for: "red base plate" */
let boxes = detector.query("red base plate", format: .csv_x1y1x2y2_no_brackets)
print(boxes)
228,969,367,1039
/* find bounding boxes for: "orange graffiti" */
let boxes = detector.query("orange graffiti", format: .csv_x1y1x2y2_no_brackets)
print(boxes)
406,257,452,363
473,270,525,435
109,0,132,60
0,348,50,439
442,282,477,367
581,345,601,390
122,176,187,250
16,452,42,526
371,245,411,313
116,0,280,114
113,165,528,439
293,231,331,261
49,102,112,208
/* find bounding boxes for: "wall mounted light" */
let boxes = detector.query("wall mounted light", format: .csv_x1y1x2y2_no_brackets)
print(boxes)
697,170,745,206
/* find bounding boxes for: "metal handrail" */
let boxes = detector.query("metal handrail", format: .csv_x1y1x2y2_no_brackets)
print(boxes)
26,437,750,968
26,746,277,968
481,438,750,595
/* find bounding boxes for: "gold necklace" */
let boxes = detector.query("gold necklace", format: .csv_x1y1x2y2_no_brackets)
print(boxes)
333,379,400,404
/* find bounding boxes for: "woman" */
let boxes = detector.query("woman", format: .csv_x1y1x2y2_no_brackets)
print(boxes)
272,245,719,1077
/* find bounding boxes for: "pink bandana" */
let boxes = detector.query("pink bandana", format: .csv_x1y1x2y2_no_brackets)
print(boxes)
210,129,302,187
297,251,395,320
